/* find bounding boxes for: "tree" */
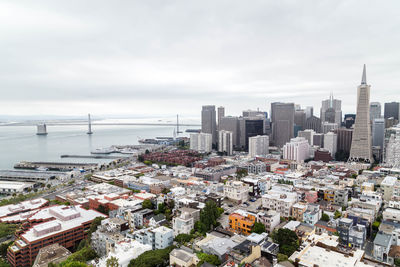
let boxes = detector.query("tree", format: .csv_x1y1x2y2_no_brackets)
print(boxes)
334,210,342,219
157,203,166,214
199,200,221,233
96,205,109,215
277,253,288,262
89,217,105,236
395,258,400,267
142,199,153,210
236,169,248,179
251,222,266,234
106,256,119,267
271,228,299,257
321,213,330,222
174,234,193,245
197,253,221,266
128,246,175,267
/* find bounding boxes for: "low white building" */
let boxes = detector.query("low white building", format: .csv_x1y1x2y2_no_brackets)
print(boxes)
381,176,398,201
223,181,249,204
383,208,400,222
257,210,280,233
0,181,33,195
262,189,297,218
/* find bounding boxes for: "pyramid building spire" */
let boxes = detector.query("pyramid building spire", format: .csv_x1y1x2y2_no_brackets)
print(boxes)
361,64,367,85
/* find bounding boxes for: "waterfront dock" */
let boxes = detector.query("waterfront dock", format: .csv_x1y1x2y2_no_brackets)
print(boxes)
14,161,98,171
0,170,67,182
61,154,123,159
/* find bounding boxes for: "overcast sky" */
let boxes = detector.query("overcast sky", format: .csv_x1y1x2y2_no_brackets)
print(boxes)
1,0,399,120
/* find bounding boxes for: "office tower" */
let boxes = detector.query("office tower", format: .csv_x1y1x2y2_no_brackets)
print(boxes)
305,106,314,119
219,116,240,149
384,102,400,121
370,102,381,121
313,133,324,147
322,122,338,134
349,65,373,163
248,135,269,157
334,128,353,154
239,117,264,150
283,137,310,162
294,110,307,131
217,106,225,127
218,130,233,156
298,129,315,146
305,116,321,133
372,118,385,149
201,105,217,145
190,133,212,153
344,114,356,129
242,109,267,118
324,132,338,157
321,93,342,125
384,125,400,168
271,102,295,147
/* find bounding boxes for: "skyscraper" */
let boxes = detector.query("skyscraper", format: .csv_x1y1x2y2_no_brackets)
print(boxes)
271,102,294,147
370,102,381,121
218,130,233,156
294,110,307,131
305,106,314,119
349,65,373,163
320,93,342,126
201,105,217,145
239,117,264,150
372,118,385,149
219,116,240,149
217,106,225,127
324,132,338,158
248,135,269,157
384,102,400,121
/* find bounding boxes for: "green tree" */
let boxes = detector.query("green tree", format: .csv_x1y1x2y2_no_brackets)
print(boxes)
236,169,248,179
271,228,299,257
199,200,220,233
277,253,288,262
0,258,10,267
174,234,193,245
106,256,119,267
128,246,175,267
157,203,166,214
395,258,400,267
197,253,221,266
89,217,105,236
0,241,13,258
142,199,153,210
251,222,266,234
321,213,330,222
96,205,109,215
334,210,342,219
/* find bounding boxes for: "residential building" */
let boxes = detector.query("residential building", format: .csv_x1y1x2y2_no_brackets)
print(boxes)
170,248,200,267
323,132,337,157
134,226,173,250
229,210,256,235
248,135,269,157
257,210,280,233
334,189,348,207
283,137,310,163
381,176,398,201
262,189,297,218
218,130,233,155
302,204,321,226
190,133,212,153
201,105,217,145
7,206,106,267
291,203,307,221
224,181,249,204
172,208,199,237
349,65,374,163
373,232,392,263
337,218,366,249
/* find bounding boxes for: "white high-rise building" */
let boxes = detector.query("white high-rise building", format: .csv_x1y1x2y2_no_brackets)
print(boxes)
283,137,310,162
190,133,212,153
324,132,338,157
322,122,338,134
298,129,315,146
349,65,374,163
384,124,400,168
218,130,233,155
248,135,269,157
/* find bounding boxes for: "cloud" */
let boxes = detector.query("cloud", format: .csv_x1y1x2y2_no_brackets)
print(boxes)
0,0,399,118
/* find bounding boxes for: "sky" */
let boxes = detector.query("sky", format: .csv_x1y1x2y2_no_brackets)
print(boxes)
1,0,400,121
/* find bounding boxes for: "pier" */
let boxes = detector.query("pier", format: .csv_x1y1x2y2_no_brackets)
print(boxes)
61,154,124,159
0,170,67,182
14,161,98,171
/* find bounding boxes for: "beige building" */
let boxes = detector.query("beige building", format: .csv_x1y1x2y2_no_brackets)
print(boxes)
169,248,199,267
224,181,249,204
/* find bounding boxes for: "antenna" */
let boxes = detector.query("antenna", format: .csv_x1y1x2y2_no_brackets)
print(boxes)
87,114,93,135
